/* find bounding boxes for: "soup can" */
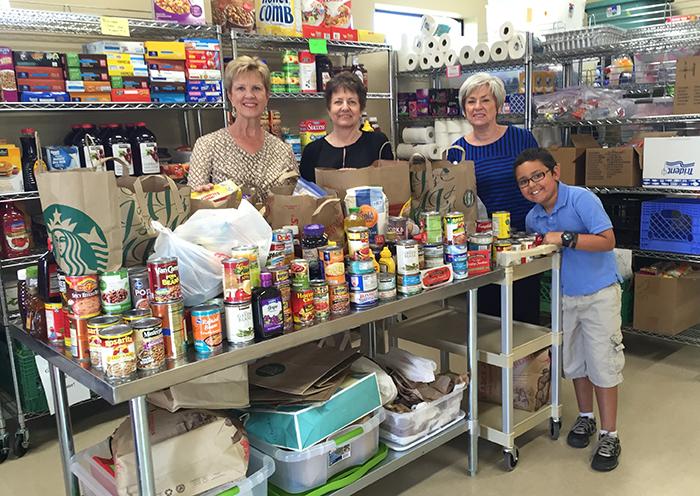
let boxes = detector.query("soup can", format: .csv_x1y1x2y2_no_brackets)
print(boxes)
468,250,492,275
420,211,442,244
291,288,315,328
444,244,468,280
347,226,371,260
224,302,255,344
99,324,136,380
45,302,66,344
191,304,223,354
67,313,91,362
151,299,186,359
329,282,350,315
64,274,101,317
128,268,150,310
232,245,261,288
396,240,420,275
290,259,310,289
147,257,182,303
386,216,408,243
132,317,165,370
222,257,252,304
476,219,492,233
269,264,290,285
276,280,293,332
87,315,120,369
311,280,330,322
443,212,466,245
99,268,132,314
492,211,511,240
320,246,345,285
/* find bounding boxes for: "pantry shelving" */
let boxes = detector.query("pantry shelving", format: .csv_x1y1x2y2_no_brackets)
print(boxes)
0,102,225,112
0,192,41,203
535,113,700,127
622,326,700,347
585,186,700,196
269,92,392,100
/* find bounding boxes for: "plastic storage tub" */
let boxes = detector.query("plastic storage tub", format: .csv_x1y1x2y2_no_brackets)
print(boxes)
70,440,274,496
250,409,384,495
586,0,662,29
640,198,700,255
380,383,465,446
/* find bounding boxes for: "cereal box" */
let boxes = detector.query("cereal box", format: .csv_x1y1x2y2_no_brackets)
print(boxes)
153,0,207,25
0,47,19,103
256,0,302,36
324,0,351,28
211,0,255,32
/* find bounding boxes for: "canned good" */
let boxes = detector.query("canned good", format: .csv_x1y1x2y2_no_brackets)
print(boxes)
267,251,286,268
319,246,345,285
282,50,298,64
345,258,375,275
468,250,492,275
378,273,396,300
444,244,468,280
520,236,537,263
224,302,255,344
87,315,120,368
509,241,523,266
58,271,68,308
99,324,136,380
417,243,425,270
378,287,397,300
494,239,512,255
98,268,131,314
396,272,421,287
269,264,290,285
311,280,330,322
128,268,150,310
397,282,422,296
222,257,252,304
67,313,90,361
347,226,371,260
290,259,310,289
329,282,350,315
122,308,152,324
132,317,165,370
396,240,420,275
386,216,408,243
276,281,293,332
443,212,466,245
492,211,511,240
151,299,186,359
291,288,315,327
420,211,442,244
469,233,493,251
147,257,182,303
350,287,378,307
232,245,261,288
45,302,66,344
270,242,286,252
271,228,293,244
476,219,492,233
64,275,101,317
423,244,444,269
348,271,378,292
191,304,223,354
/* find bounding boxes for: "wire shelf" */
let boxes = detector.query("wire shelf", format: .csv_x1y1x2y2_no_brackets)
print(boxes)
535,113,700,127
586,186,700,196
631,249,700,263
228,32,391,55
397,113,525,125
0,253,44,270
398,59,525,79
0,192,41,203
269,92,391,100
0,102,224,112
623,325,700,347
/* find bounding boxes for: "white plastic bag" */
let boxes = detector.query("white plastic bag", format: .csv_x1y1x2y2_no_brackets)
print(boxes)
375,348,437,383
174,199,272,267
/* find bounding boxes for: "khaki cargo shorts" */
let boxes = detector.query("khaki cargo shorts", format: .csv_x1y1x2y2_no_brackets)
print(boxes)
562,283,625,388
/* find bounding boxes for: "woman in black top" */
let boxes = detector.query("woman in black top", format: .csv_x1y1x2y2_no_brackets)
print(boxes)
300,72,393,182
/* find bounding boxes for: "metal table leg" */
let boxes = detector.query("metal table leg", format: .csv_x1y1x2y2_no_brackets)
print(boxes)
49,364,79,496
501,271,515,453
129,395,156,496
467,288,479,476
551,253,563,421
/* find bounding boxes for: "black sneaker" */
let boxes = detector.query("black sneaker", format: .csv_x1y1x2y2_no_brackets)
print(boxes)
592,434,621,472
566,416,597,448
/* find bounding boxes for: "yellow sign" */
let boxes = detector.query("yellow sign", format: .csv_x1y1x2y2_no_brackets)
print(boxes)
100,17,131,37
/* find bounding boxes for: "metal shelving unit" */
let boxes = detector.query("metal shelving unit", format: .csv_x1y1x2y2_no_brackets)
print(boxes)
631,249,700,263
585,186,700,196
0,192,41,203
536,113,700,127
0,102,224,112
622,325,700,347
269,92,392,100
398,59,527,79
398,113,526,125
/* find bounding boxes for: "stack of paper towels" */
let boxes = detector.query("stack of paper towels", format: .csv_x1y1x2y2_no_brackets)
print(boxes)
397,119,473,160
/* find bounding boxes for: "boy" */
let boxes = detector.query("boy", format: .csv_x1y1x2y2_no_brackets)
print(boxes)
514,147,624,472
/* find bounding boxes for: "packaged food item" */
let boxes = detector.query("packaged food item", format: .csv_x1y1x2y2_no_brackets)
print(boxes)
291,287,315,328
224,302,255,344
311,279,330,321
45,302,66,344
299,51,317,93
344,186,388,243
68,92,112,102
87,315,121,368
152,93,186,103
151,299,186,359
180,38,222,51
324,0,352,28
154,0,207,25
110,76,149,90
396,240,420,275
147,257,182,303
346,226,371,261
145,41,187,60
444,244,468,280
111,88,151,102
185,68,222,81
150,81,187,93
64,53,108,69
0,143,23,194
222,257,252,303
256,0,302,36
191,304,223,354
132,317,165,370
66,67,110,81
190,179,240,204
378,273,396,300
66,80,113,93
329,281,350,315
299,119,326,149
420,265,453,289
186,80,222,92
14,66,64,80
16,79,66,92
148,59,186,72
84,41,146,55
0,47,18,103
253,272,285,338
44,146,80,171
443,211,466,245
68,314,90,361
492,211,511,240
99,324,137,379
64,275,101,317
13,51,64,67
99,268,132,314
20,92,69,102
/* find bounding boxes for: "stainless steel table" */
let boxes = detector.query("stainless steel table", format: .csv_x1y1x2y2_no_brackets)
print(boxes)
11,269,503,496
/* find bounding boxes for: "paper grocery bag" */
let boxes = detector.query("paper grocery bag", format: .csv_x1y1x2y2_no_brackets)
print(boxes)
429,146,478,230
36,167,123,276
408,152,433,222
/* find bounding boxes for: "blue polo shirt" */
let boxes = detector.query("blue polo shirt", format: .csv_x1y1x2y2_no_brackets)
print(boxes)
526,182,620,297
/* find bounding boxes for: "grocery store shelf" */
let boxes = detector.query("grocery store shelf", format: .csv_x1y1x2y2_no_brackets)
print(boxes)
398,114,524,125
623,326,700,347
0,191,41,203
631,249,700,263
228,32,391,55
398,59,525,79
0,102,224,112
586,186,697,196
269,92,391,100
535,113,700,127
0,253,44,269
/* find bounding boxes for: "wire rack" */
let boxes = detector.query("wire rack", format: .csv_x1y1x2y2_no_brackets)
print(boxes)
0,102,224,112
397,113,525,125
586,186,700,196
632,249,700,263
269,92,391,100
0,253,45,270
0,192,41,203
623,326,700,347
535,113,700,127
227,32,391,55
398,59,526,79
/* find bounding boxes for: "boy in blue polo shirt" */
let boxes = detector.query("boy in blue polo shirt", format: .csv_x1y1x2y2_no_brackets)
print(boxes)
514,147,623,472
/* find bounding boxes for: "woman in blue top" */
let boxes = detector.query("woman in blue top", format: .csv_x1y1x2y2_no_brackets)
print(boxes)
447,73,540,323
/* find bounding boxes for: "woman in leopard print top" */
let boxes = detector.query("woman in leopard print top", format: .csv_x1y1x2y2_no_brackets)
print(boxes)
188,56,298,202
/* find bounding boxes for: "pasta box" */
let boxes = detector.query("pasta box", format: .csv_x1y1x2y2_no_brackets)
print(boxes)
69,92,113,102
13,51,64,67
14,66,65,80
153,0,206,25
149,70,186,83
20,91,69,102
111,88,151,102
16,79,66,92
151,92,186,103
186,80,222,93
185,68,222,81
181,38,221,51
145,41,186,60
66,67,110,81
110,76,149,90
150,81,186,93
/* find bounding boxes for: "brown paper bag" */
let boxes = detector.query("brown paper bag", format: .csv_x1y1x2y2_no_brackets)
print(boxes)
429,146,478,230
408,152,433,222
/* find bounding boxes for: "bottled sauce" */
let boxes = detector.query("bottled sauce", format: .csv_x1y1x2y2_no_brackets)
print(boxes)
1,202,31,258
130,122,159,176
251,272,284,341
76,124,105,169
104,124,134,176
38,240,60,301
344,207,365,245
64,124,82,146
315,55,333,92
302,224,327,280
378,246,395,273
17,268,28,325
19,128,39,191
351,56,368,88
25,266,47,339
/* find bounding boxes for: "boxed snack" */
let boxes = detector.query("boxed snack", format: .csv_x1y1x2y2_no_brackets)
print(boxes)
107,64,148,78
302,25,331,39
324,0,352,28
66,80,112,93
149,70,187,83
186,58,221,70
13,51,63,67
181,38,221,51
357,29,385,43
44,146,81,170
64,53,107,69
151,92,186,103
14,66,64,80
69,92,113,102
153,0,206,25
110,76,149,90
186,50,221,62
20,91,69,102
66,67,110,81
145,41,186,60
147,59,186,72
211,0,255,32
186,94,222,103
186,80,222,92
0,47,19,103
255,0,302,36
16,79,66,92
150,81,187,93
186,68,222,80
84,41,145,55
111,88,151,102
0,142,23,193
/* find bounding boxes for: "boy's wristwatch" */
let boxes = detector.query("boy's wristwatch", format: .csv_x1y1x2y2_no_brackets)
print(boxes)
561,231,578,249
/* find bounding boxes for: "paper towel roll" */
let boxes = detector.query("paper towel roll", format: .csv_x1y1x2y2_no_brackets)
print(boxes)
508,35,526,60
448,133,464,144
420,15,438,36
419,55,432,71
434,120,448,134
438,33,451,51
396,143,417,160
459,45,474,65
446,120,462,133
474,43,491,64
398,52,418,72
415,144,440,160
444,50,458,66
430,53,444,69
413,36,425,54
490,41,508,62
425,36,439,53
499,21,516,41
436,132,450,150
402,126,435,144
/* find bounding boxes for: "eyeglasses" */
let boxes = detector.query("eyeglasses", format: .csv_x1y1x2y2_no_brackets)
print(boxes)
517,170,551,189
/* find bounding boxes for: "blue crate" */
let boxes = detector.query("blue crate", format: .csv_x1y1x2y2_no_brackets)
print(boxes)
640,198,700,255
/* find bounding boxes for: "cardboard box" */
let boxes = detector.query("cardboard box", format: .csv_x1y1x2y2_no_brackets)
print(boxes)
302,25,332,39
149,70,186,83
151,92,186,103
15,66,64,80
64,53,107,69
586,147,642,187
145,41,186,60
548,134,599,186
84,41,145,55
642,136,700,189
186,58,221,70
673,55,700,114
0,47,18,102
357,30,385,43
153,0,206,25
185,68,222,81
69,92,112,102
634,271,700,335
147,59,186,72
66,80,112,93
13,51,63,67
150,81,186,93
66,67,109,81
181,38,220,51
187,80,222,93
331,27,358,41
110,76,149,90
110,88,151,102
16,78,66,92
20,91,69,102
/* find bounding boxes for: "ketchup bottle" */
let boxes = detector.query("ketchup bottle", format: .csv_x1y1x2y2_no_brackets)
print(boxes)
1,202,31,259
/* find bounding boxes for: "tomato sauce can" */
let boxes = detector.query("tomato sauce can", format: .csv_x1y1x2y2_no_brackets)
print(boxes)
420,211,443,244
147,256,182,303
396,240,420,275
232,244,261,288
67,314,91,362
347,226,371,260
128,268,150,310
276,281,293,332
87,315,120,369
443,212,466,245
311,280,330,322
290,259,310,289
476,219,492,233
64,275,101,317
222,257,252,303
292,288,315,328
45,302,66,344
319,246,345,285
98,324,136,380
151,299,186,359
132,317,165,370
191,304,223,354
329,282,350,315
99,268,132,314
492,211,511,240
224,302,255,344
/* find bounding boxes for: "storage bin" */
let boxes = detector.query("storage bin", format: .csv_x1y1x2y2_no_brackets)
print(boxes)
640,198,700,255
586,0,663,29
0,338,49,414
250,409,384,495
70,440,273,496
379,383,465,446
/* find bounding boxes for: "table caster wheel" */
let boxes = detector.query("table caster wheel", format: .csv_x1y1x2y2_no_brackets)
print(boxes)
13,430,29,458
503,447,519,471
550,418,562,440
0,433,9,464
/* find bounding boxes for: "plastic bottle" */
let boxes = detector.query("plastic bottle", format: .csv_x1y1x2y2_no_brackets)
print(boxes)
251,272,284,341
64,124,82,146
75,124,105,169
25,266,46,339
315,55,333,92
38,239,60,301
19,128,39,191
17,268,28,325
1,202,31,259
378,246,396,273
105,124,134,176
369,250,380,273
299,51,317,94
351,56,368,88
130,122,159,176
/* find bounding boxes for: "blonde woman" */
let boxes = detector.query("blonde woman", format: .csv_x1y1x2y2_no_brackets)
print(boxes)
188,56,297,201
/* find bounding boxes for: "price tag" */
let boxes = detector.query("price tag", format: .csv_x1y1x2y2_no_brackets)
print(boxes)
100,16,131,37
309,38,328,55
446,65,461,79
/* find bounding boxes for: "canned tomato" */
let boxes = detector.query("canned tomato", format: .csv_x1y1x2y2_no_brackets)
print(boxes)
99,268,131,314
45,302,66,344
348,271,378,292
99,324,136,380
291,288,315,327
443,212,466,245
224,302,254,344
396,240,420,274
222,257,252,304
132,317,165,370
350,288,378,308
420,211,442,244
476,219,492,233
329,282,350,315
151,299,185,359
276,280,293,332
269,264,290,285
122,308,152,325
191,304,223,354
311,280,330,322
320,246,345,285
65,275,101,317
444,244,468,280
469,233,493,251
128,268,150,310
87,315,120,368
232,245,261,288
147,257,182,303
67,314,90,362
386,216,408,243
290,259,310,289
492,211,511,240
347,226,371,260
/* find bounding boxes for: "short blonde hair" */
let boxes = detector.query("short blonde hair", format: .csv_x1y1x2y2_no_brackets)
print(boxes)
224,55,270,94
458,72,506,112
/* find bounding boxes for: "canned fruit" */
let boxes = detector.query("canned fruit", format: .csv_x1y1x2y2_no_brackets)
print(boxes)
492,211,511,240
443,212,466,245
147,257,182,303
65,275,101,317
132,317,165,370
99,324,136,379
224,303,255,344
99,269,131,314
191,304,223,353
222,257,252,303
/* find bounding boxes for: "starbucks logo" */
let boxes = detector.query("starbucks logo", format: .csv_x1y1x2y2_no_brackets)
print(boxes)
45,205,109,275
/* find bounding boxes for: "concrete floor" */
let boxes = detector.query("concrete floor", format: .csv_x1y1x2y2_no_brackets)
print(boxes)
0,332,698,495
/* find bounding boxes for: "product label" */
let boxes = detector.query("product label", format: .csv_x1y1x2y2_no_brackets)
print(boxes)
111,143,133,176
302,246,319,261
328,445,351,467
82,145,105,168
260,297,284,334
5,219,29,256
138,142,160,174
225,304,254,343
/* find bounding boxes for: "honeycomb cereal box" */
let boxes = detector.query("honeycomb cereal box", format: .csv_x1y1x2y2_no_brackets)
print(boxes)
256,0,302,36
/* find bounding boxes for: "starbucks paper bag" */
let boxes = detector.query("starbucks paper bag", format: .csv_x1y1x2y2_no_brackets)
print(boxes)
428,146,478,232
37,168,123,276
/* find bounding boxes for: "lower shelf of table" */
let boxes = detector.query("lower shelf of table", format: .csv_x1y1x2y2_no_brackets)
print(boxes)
622,326,700,347
478,401,557,449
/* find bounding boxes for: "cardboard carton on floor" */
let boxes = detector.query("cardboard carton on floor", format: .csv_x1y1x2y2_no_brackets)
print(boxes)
673,55,700,114
585,146,642,187
548,134,600,185
642,136,700,189
633,271,700,335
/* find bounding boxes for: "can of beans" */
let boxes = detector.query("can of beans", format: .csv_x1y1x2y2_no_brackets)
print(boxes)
151,299,186,359
420,211,443,244
99,268,131,314
291,288,315,328
128,268,150,310
64,275,101,317
329,282,350,315
492,211,511,240
224,302,255,344
222,257,252,303
290,259,310,289
276,280,293,332
87,315,120,369
99,324,136,380
444,244,468,279
311,280,330,322
347,226,371,260
443,212,466,245
45,302,66,344
476,219,492,233
231,245,261,288
147,257,182,303
348,271,378,292
131,317,165,370
424,244,444,269
396,240,420,275
67,313,91,362
386,216,408,244
191,304,223,354
269,264,290,285
319,246,345,285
